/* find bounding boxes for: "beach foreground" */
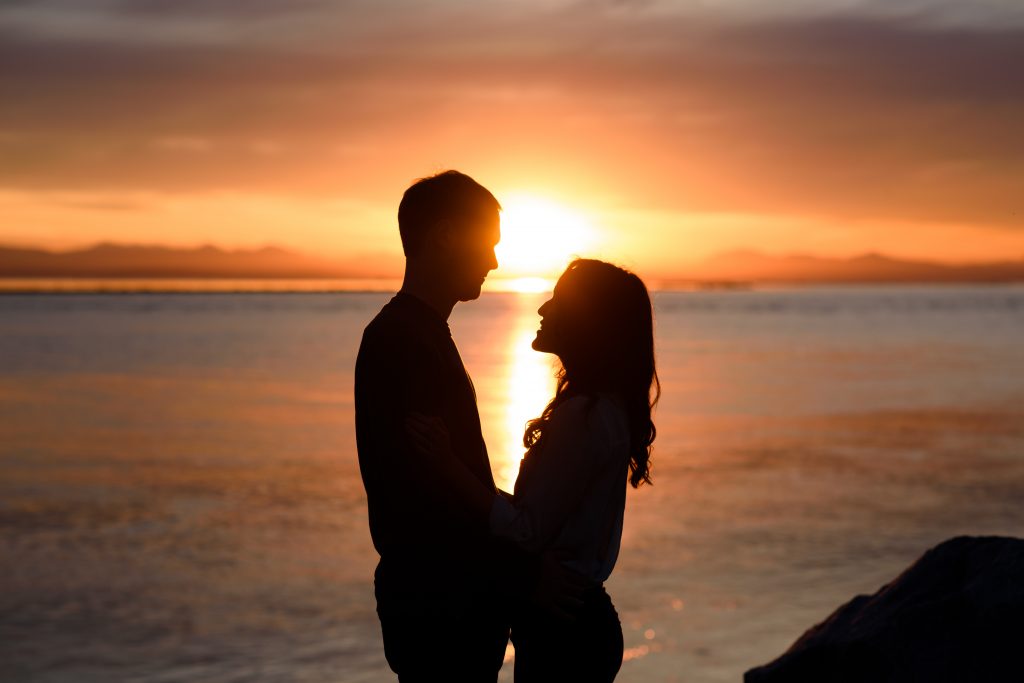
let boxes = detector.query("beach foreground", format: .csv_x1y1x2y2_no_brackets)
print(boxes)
2,287,1023,682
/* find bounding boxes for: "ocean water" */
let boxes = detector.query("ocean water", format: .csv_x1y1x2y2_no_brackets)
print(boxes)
1,286,1023,682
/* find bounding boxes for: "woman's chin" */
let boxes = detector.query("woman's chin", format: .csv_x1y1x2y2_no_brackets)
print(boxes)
531,333,554,353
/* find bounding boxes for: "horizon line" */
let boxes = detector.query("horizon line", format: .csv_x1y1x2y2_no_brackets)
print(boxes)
3,240,1022,268
4,277,1024,296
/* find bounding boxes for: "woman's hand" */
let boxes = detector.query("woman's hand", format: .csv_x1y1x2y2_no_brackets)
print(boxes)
531,551,592,622
405,412,496,518
405,412,454,459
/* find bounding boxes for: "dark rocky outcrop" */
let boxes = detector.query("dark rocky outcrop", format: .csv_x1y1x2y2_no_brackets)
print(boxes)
745,536,1024,683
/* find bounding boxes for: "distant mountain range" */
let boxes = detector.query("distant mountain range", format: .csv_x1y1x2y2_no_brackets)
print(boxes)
0,243,393,279
682,250,1024,284
2,243,1023,283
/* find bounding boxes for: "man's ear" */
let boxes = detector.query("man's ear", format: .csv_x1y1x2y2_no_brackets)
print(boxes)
430,219,455,250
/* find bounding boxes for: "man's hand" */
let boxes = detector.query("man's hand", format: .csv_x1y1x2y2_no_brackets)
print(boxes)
531,551,593,622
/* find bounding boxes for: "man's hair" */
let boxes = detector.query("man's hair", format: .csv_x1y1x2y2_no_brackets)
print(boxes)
398,170,501,257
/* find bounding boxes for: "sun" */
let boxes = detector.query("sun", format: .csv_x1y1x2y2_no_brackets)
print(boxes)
495,194,597,284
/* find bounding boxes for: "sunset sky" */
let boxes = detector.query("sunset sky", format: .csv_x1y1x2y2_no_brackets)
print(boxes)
2,0,1023,279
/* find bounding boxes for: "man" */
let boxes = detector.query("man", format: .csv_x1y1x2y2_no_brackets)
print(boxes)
354,170,533,681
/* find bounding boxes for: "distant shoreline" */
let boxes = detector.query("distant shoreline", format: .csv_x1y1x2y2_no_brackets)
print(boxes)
2,277,1022,295
5,244,1024,291
0,278,404,295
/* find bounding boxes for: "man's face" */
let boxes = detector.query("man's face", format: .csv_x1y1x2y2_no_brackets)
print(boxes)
445,209,500,301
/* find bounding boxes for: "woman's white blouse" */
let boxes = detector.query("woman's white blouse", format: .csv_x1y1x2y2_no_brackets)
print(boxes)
489,394,631,583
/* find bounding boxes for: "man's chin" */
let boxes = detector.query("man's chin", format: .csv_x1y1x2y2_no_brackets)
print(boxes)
457,282,484,302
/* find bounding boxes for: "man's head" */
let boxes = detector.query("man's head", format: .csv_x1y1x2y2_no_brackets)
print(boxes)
398,170,501,301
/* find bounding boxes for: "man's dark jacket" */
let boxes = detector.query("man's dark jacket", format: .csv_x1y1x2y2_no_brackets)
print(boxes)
355,292,532,606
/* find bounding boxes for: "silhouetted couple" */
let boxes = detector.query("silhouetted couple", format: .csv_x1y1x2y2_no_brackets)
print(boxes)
355,171,659,682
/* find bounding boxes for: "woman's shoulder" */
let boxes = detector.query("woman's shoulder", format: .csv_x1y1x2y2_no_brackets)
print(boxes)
593,393,630,444
550,393,628,441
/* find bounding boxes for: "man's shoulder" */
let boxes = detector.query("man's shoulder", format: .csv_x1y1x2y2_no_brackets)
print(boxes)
357,299,438,367
362,299,425,346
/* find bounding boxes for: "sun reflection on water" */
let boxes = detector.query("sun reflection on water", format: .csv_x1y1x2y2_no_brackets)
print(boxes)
492,321,557,492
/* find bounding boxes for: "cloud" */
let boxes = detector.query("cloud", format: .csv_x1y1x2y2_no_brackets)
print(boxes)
0,5,1022,229
105,0,334,19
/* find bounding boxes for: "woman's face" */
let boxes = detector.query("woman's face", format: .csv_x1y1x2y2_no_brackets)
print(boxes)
532,275,585,357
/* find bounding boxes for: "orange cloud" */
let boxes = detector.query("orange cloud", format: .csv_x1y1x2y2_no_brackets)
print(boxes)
2,3,1023,269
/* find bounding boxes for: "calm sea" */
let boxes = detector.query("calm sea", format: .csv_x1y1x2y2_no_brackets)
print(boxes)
2,287,1023,682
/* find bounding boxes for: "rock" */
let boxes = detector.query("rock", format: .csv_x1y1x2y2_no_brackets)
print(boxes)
745,536,1024,683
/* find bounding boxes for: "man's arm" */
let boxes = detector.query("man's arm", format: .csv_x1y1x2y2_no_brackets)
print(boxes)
355,325,486,553
405,412,497,518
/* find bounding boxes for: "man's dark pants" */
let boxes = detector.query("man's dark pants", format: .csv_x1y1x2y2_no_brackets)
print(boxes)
377,586,509,683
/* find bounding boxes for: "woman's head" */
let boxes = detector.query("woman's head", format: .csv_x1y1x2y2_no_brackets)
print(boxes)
527,259,659,487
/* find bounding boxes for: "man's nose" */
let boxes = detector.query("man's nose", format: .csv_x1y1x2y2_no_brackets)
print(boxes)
488,249,498,271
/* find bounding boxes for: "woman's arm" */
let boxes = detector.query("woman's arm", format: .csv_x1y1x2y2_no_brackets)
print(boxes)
408,397,612,553
488,396,600,553
407,409,597,617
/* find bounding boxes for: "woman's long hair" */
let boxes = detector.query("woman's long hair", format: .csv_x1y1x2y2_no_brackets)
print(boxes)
524,259,659,488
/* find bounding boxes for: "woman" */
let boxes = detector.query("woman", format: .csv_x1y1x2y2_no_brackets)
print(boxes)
408,258,659,681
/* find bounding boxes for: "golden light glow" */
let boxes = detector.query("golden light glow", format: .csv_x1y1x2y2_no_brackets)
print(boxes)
484,276,554,293
497,194,597,277
492,323,557,491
